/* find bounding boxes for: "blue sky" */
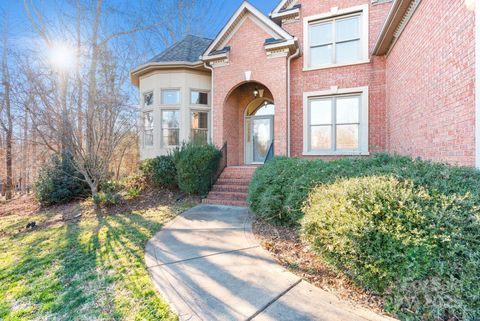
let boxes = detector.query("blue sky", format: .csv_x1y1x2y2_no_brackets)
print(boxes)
1,0,278,45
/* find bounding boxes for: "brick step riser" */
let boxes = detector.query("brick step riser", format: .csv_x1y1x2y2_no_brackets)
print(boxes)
219,174,254,180
202,198,248,207
216,179,251,186
212,185,249,193
207,192,247,201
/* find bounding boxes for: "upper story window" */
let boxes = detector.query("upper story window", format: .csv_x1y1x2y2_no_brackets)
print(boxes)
143,111,154,147
161,89,180,105
191,90,209,105
144,92,153,106
305,5,368,70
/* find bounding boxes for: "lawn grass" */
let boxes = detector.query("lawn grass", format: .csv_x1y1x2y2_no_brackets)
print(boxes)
0,194,193,321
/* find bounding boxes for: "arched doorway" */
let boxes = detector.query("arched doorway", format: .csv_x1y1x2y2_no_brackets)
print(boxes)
244,99,275,164
222,81,275,166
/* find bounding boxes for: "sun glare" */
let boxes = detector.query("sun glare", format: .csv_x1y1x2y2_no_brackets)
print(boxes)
49,44,75,71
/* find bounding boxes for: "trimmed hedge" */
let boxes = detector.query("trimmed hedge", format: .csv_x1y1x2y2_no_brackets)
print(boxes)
172,143,222,195
140,155,177,189
248,154,480,320
34,153,90,206
247,157,319,225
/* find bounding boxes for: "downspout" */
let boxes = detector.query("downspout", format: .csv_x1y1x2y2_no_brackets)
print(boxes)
204,62,215,145
287,47,301,157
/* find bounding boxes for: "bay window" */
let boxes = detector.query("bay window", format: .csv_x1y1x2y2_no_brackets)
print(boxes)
191,111,209,144
143,111,154,147
161,110,180,146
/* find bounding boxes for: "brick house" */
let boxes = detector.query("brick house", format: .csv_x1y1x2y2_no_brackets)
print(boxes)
131,0,478,170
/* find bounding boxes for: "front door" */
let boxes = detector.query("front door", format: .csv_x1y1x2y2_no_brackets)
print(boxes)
251,116,274,163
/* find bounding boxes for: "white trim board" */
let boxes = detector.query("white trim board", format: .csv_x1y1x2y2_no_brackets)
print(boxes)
271,0,299,15
476,2,480,168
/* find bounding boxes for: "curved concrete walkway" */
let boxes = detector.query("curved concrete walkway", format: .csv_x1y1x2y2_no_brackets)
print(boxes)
145,205,397,321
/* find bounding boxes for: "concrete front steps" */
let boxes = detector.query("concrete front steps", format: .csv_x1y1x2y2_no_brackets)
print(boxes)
203,166,257,207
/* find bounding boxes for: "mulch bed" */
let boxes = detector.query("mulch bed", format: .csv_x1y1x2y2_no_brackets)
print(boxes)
253,218,390,316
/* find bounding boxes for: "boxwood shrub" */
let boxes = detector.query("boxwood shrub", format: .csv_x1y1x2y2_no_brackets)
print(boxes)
248,154,480,320
247,157,326,225
172,143,221,195
140,155,177,189
302,175,480,321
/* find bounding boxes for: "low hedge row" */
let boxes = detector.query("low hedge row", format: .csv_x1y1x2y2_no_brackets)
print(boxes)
247,154,480,320
141,143,221,195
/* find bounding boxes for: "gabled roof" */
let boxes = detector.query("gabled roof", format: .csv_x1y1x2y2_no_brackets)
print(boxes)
202,1,294,59
149,35,212,63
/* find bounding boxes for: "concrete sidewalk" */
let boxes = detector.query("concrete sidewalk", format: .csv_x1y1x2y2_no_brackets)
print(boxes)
145,205,397,321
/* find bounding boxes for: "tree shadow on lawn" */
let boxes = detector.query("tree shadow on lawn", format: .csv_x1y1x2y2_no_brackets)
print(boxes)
0,206,177,321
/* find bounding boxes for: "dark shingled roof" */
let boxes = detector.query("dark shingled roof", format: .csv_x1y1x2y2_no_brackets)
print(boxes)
148,35,213,64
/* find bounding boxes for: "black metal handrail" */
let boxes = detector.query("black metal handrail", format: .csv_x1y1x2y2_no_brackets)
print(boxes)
265,141,274,163
212,142,228,186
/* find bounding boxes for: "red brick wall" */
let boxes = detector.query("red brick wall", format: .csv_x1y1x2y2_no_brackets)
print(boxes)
385,0,476,166
285,0,392,158
212,16,289,165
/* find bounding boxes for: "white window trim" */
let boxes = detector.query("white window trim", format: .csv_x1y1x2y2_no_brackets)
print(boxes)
303,4,369,71
303,86,369,156
190,109,211,144
160,88,181,106
161,109,181,148
142,110,154,149
190,89,211,106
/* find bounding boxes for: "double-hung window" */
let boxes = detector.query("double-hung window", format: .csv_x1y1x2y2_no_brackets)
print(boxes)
161,89,180,105
307,6,367,68
161,110,180,146
191,90,209,105
143,111,154,147
306,90,367,154
191,111,209,144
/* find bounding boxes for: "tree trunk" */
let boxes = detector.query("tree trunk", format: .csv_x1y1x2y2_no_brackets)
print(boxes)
2,31,13,200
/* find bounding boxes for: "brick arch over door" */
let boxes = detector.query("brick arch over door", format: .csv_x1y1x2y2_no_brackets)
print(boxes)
211,20,289,164
222,81,274,166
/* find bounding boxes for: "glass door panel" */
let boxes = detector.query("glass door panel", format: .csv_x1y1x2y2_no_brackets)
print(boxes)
252,117,273,163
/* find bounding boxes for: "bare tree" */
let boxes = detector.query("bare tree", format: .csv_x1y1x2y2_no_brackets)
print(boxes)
0,28,13,200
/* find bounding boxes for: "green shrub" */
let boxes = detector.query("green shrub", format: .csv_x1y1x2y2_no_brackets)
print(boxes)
248,154,480,320
248,157,317,225
302,176,480,321
34,153,90,206
126,187,141,199
92,190,121,206
140,155,177,189
172,143,221,195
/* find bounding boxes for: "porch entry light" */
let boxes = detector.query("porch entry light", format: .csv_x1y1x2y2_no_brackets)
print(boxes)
253,87,265,98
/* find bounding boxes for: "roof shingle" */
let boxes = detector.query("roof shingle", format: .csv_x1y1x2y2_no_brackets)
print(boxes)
148,35,213,64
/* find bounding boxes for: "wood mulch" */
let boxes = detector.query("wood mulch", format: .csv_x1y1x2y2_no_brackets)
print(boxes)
252,218,390,317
